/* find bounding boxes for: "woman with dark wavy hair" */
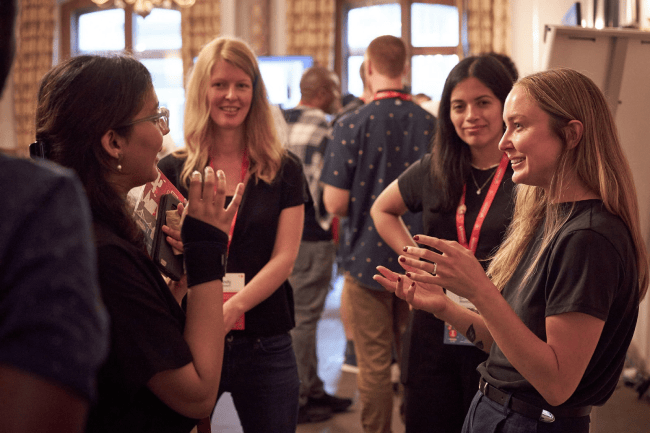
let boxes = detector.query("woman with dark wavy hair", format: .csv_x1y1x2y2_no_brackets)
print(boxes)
35,54,242,432
371,54,515,432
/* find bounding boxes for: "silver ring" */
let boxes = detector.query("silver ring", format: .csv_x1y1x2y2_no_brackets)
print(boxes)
433,262,437,276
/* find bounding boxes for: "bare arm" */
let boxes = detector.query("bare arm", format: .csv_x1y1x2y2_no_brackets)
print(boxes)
323,184,350,217
222,204,304,332
0,364,88,432
401,235,605,406
370,179,417,254
148,168,242,418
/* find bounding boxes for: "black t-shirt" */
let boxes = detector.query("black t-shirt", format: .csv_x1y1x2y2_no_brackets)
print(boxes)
478,200,639,409
159,151,307,337
86,222,196,432
398,153,515,385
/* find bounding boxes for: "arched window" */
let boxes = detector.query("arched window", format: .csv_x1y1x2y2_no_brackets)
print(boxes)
60,0,185,147
335,0,464,101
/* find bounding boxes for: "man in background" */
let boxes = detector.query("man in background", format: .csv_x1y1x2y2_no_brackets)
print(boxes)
283,66,353,424
0,1,109,430
320,35,435,432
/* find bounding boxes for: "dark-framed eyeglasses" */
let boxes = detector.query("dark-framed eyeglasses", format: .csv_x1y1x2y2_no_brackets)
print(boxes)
116,107,170,132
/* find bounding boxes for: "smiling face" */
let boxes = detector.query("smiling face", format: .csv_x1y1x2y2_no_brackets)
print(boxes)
499,85,564,190
449,77,504,161
120,89,167,187
207,59,253,133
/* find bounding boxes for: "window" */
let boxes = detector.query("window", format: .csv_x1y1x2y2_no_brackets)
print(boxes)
336,0,464,101
61,1,185,148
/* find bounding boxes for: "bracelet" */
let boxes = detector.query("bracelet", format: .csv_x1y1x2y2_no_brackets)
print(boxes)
181,215,228,287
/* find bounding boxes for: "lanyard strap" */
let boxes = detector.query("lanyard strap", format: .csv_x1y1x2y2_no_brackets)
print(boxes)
373,90,413,101
210,148,249,254
456,154,509,255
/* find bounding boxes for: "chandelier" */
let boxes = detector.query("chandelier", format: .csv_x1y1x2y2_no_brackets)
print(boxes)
91,0,195,18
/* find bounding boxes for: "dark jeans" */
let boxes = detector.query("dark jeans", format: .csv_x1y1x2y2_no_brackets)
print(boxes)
403,310,487,432
462,391,590,433
216,332,300,432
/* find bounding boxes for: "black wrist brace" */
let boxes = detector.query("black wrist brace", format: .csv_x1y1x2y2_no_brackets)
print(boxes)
181,215,228,287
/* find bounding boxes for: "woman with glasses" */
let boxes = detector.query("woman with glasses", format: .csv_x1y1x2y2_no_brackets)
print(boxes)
34,54,242,432
158,36,306,432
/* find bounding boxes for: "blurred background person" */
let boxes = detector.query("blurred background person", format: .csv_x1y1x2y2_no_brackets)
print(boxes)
321,35,435,432
283,65,353,424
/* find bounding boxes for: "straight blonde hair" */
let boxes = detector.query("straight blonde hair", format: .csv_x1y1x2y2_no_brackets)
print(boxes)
488,68,648,301
174,36,284,188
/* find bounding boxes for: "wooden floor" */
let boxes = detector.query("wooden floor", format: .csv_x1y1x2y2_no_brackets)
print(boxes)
211,273,650,433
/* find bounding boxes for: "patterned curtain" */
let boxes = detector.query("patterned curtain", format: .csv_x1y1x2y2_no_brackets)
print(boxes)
180,0,220,86
466,0,511,56
249,0,270,56
12,0,55,156
286,0,335,68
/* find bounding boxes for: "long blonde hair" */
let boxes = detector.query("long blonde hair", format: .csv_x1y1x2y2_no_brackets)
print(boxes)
488,68,648,301
175,36,284,188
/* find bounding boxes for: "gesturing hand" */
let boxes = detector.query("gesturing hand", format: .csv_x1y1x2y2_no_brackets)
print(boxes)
373,265,449,315
184,167,244,235
400,235,491,302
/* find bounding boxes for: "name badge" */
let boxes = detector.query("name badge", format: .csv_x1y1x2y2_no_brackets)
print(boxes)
443,291,476,346
223,273,245,330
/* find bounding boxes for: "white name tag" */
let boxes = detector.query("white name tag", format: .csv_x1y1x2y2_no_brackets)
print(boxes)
444,291,477,346
223,273,245,293
223,273,245,330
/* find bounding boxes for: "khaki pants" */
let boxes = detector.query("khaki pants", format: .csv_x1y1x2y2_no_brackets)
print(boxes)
343,275,409,432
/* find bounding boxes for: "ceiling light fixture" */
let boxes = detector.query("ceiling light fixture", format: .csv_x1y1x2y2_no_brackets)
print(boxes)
91,0,195,18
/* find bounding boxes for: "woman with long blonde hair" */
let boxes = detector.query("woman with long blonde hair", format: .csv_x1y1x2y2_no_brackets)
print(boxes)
159,36,306,432
375,68,648,432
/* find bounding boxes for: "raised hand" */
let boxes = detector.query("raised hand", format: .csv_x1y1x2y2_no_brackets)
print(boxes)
400,234,491,301
373,265,448,315
184,167,244,235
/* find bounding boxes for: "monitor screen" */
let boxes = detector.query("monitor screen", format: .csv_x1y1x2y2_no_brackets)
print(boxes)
257,56,313,109
561,2,582,26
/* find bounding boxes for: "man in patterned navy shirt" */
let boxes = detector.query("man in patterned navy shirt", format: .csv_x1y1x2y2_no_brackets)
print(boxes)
283,66,353,424
321,35,435,432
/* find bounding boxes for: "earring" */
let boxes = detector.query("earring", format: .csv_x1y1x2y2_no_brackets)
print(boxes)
117,154,123,172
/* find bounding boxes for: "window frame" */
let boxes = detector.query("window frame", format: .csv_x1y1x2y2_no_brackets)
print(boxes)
334,0,465,94
60,0,182,60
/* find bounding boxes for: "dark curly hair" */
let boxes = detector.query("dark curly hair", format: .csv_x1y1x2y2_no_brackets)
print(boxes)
35,55,153,249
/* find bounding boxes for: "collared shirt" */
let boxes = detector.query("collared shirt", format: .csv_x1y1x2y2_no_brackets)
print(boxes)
283,105,332,240
321,96,435,290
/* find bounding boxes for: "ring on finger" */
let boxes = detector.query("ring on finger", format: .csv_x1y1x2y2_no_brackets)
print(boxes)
433,262,437,276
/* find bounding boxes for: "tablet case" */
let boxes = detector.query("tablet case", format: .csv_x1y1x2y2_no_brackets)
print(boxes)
152,193,184,281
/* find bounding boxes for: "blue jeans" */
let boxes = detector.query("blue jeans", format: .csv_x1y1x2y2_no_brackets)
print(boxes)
216,332,300,432
462,391,590,433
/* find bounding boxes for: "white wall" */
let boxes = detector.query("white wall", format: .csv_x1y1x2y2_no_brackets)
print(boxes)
510,0,583,76
510,1,650,373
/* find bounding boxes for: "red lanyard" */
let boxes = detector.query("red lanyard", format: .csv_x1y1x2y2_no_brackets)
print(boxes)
456,153,509,255
210,148,249,254
373,90,413,101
